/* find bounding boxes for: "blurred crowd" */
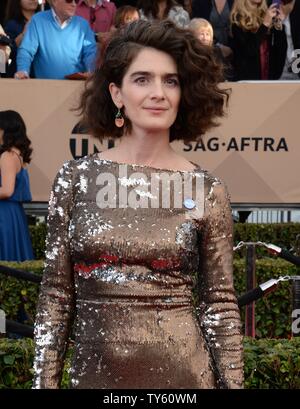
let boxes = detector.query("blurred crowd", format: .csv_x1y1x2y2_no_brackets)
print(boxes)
0,0,299,81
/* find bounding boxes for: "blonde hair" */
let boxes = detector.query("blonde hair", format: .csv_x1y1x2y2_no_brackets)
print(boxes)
230,0,268,32
189,18,213,45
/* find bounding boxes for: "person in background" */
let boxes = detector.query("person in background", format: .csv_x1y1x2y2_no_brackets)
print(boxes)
189,17,214,46
230,0,287,81
189,17,232,79
15,0,97,79
0,0,9,25
0,110,34,262
114,5,139,29
32,19,243,389
275,0,300,80
0,24,11,73
4,0,40,77
138,0,190,28
75,0,116,43
192,0,234,60
177,0,192,16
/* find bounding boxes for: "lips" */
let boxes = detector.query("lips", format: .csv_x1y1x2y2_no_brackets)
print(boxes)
143,107,168,111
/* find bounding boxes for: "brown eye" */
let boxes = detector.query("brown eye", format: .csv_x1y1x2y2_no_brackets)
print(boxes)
165,78,179,87
135,77,148,85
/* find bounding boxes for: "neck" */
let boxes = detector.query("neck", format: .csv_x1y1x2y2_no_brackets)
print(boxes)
53,8,69,24
22,9,35,21
115,128,175,167
158,1,167,18
86,0,97,6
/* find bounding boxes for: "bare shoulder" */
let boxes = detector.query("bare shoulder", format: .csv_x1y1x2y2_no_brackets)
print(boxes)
0,151,20,165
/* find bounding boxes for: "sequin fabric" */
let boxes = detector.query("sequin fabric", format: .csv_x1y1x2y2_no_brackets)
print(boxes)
32,154,244,389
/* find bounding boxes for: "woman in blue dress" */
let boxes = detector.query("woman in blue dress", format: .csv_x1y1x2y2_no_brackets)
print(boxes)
0,110,34,261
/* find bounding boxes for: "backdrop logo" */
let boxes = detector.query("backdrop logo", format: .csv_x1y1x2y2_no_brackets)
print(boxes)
184,137,288,152
69,123,116,159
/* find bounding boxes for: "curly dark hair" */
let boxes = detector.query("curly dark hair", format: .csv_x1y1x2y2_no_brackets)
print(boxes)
137,0,178,19
0,110,33,163
78,19,229,143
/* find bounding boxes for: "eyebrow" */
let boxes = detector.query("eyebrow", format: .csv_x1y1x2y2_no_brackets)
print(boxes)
129,71,179,78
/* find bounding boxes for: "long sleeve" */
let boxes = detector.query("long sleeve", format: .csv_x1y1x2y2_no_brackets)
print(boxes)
32,161,76,389
196,178,244,389
82,23,97,72
230,23,269,80
230,23,268,57
16,18,39,75
269,26,287,80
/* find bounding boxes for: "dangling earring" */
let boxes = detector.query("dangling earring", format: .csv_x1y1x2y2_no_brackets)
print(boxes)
115,108,124,128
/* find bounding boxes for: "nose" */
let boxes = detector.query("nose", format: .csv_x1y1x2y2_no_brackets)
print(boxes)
150,79,165,100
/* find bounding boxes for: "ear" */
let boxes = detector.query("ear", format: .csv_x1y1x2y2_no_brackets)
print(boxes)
109,83,123,109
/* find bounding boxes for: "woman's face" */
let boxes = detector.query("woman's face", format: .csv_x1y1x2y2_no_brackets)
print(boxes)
109,47,181,134
248,0,263,6
196,28,213,46
124,11,140,25
21,0,39,12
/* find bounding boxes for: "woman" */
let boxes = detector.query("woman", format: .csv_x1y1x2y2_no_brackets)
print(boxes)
138,0,190,28
114,5,140,29
189,18,233,80
189,17,214,46
192,0,234,58
230,0,287,80
4,0,39,77
0,110,34,262
277,0,300,80
32,20,243,389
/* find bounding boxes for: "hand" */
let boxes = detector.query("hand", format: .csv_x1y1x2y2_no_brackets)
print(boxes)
218,44,233,58
14,71,29,79
263,4,279,27
277,4,287,22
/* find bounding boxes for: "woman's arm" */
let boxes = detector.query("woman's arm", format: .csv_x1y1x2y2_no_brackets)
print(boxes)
32,161,76,389
0,152,19,199
196,179,244,389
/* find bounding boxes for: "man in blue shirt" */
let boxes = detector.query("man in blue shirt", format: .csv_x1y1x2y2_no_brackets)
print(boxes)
15,0,97,79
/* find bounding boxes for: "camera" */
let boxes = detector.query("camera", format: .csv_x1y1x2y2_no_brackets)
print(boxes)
0,35,13,47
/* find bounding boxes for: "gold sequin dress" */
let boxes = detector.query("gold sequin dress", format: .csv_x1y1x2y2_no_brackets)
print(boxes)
32,154,244,389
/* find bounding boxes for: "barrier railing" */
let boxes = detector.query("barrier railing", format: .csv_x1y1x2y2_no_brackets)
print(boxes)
234,241,300,337
1,243,300,339
0,265,41,339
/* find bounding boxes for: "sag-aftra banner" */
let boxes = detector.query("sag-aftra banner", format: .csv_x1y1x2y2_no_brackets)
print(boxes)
0,79,299,205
